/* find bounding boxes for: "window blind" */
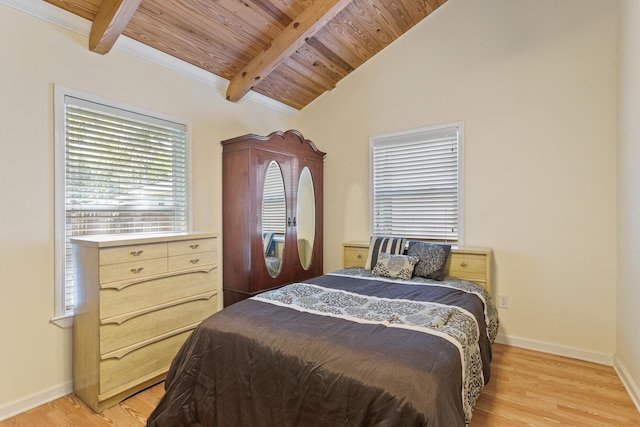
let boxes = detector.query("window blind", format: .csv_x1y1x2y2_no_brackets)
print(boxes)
262,163,286,234
62,96,188,313
371,126,460,243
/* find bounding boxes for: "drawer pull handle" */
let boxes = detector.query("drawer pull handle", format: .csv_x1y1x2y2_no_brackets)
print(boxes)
190,259,200,264
131,267,144,274
190,244,200,249
460,262,468,268
130,250,144,256
357,254,362,259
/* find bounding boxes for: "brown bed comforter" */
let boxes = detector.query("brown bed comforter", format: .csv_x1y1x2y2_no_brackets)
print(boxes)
147,270,498,427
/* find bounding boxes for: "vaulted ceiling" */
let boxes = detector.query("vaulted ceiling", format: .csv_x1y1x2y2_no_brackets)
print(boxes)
44,0,448,110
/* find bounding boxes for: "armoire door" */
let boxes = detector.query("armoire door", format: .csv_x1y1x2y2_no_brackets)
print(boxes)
289,157,323,279
253,149,293,292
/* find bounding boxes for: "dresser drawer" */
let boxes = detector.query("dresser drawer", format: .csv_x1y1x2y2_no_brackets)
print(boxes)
100,268,217,319
168,238,217,256
168,251,217,272
99,258,167,284
99,243,167,265
72,232,219,412
99,330,193,397
343,244,369,268
446,253,487,283
100,293,218,355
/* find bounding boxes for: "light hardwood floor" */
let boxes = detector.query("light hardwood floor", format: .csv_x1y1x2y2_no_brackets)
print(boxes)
471,344,640,426
1,344,639,426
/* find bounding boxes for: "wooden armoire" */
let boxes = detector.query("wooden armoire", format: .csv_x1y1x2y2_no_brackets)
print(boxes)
221,130,325,306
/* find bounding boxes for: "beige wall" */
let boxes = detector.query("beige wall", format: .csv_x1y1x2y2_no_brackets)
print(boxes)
617,0,640,406
2,0,637,418
0,2,296,413
300,0,618,359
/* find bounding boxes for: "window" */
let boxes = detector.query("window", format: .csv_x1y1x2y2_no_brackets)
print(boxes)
370,123,463,245
53,87,190,325
262,161,287,234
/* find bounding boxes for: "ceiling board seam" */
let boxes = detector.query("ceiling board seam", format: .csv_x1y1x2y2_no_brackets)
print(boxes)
0,0,299,116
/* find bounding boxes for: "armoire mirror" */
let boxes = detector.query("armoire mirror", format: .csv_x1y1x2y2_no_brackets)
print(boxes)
296,167,316,270
262,161,286,277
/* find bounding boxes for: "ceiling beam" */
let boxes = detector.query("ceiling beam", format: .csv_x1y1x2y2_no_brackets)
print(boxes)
226,0,353,103
90,0,143,54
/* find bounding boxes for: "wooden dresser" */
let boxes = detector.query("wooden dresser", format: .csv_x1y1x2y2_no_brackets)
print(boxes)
71,232,218,412
343,242,493,292
221,130,325,306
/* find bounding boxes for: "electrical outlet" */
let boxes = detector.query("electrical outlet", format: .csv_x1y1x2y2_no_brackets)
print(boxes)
498,294,510,309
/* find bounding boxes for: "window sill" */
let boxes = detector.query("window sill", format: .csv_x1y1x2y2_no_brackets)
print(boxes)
50,313,74,329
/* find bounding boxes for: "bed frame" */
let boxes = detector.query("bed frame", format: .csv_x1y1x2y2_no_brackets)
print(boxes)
342,242,493,293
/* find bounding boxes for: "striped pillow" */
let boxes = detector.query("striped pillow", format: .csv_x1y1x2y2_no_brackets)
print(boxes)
364,236,406,270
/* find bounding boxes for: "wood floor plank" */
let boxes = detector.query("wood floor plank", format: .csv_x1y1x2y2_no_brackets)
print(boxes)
0,384,163,427
470,344,640,426
1,344,638,426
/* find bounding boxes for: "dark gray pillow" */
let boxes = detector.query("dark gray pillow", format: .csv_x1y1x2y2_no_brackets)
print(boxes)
407,241,451,280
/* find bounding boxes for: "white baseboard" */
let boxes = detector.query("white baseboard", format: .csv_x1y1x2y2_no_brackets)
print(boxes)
495,335,640,412
0,381,72,422
494,333,614,366
614,356,640,412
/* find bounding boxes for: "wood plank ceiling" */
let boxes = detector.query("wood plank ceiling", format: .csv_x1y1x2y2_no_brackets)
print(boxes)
44,0,448,110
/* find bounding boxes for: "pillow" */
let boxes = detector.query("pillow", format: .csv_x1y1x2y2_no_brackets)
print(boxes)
364,236,406,270
262,232,275,257
407,241,451,281
371,253,419,280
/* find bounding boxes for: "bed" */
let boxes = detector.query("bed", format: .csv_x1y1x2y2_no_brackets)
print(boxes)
147,240,498,427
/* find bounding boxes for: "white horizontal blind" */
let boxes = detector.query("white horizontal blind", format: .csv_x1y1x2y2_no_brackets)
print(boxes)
63,96,188,313
262,161,286,234
371,125,460,243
